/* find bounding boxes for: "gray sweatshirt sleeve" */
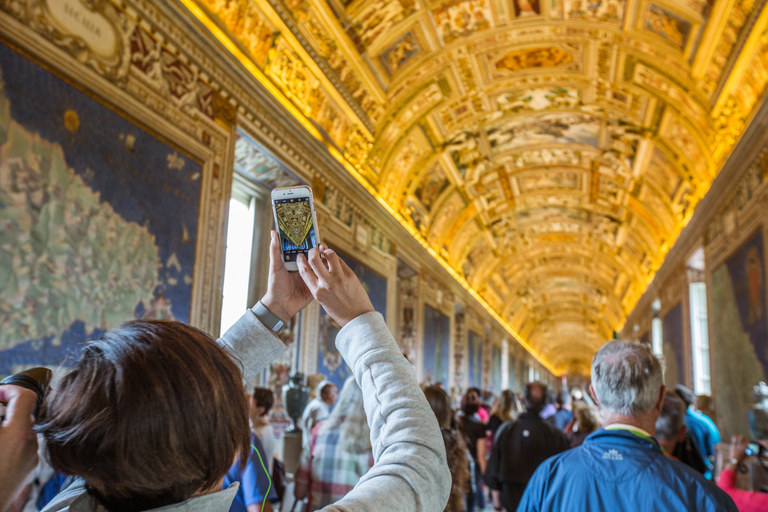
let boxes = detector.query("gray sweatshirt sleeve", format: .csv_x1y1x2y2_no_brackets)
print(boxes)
216,306,288,382
323,312,451,512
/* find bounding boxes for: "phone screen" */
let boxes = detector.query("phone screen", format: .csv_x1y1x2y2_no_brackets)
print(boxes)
274,196,317,262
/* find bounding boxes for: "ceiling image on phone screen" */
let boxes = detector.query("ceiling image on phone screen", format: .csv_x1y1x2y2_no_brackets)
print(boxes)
276,199,314,248
193,0,768,375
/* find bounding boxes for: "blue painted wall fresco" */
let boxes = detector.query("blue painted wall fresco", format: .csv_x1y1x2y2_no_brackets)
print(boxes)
662,303,685,387
468,330,483,388
0,43,201,376
491,345,502,393
423,305,451,387
711,229,768,438
724,230,768,376
508,354,516,391
317,251,387,391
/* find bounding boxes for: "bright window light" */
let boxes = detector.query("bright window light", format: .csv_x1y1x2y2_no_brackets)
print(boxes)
220,198,254,334
690,282,711,395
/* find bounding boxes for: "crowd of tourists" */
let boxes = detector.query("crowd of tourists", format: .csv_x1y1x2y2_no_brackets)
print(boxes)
1,233,767,512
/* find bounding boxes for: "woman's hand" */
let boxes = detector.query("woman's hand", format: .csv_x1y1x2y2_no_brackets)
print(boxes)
0,385,39,511
296,246,374,328
261,231,315,322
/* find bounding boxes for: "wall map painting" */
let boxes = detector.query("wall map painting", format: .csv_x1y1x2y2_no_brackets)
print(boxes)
661,302,685,387
508,354,517,390
423,304,451,387
317,251,388,390
468,329,483,387
711,229,768,438
0,43,202,375
491,344,502,391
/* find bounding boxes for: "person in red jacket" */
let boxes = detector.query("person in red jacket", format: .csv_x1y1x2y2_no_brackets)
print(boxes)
717,435,768,512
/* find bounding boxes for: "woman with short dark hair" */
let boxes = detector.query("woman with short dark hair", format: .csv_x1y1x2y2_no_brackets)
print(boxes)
37,320,251,511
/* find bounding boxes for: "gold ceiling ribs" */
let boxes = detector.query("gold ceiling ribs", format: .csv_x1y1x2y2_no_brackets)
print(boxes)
182,0,768,373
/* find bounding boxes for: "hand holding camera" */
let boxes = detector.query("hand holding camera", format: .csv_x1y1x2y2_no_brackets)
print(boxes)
297,246,375,328
261,230,315,323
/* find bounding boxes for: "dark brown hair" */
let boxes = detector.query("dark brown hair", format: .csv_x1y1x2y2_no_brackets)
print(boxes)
252,387,275,415
36,320,250,512
425,385,453,429
424,386,469,512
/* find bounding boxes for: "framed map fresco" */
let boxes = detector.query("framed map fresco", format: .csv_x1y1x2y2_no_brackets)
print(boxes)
491,344,502,392
711,229,768,438
0,42,202,376
508,354,517,391
423,304,451,387
317,250,388,390
661,302,685,387
468,330,483,388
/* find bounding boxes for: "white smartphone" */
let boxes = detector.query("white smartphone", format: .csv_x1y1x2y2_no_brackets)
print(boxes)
271,185,321,271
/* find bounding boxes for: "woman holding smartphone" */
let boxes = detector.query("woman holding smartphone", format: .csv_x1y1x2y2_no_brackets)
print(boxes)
0,231,450,512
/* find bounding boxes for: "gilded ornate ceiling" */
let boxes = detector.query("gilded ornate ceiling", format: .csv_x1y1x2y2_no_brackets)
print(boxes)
186,0,768,373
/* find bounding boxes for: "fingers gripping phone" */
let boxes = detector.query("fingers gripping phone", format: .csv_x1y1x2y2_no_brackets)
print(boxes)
271,186,321,271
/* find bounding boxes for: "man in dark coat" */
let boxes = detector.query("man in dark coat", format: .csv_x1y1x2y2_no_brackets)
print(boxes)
485,381,570,512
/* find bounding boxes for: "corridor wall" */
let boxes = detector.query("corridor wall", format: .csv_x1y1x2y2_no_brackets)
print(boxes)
624,139,768,439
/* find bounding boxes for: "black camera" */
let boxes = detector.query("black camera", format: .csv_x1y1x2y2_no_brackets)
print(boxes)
0,367,53,420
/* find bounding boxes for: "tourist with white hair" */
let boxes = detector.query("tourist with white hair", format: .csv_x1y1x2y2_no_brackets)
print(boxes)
517,340,737,511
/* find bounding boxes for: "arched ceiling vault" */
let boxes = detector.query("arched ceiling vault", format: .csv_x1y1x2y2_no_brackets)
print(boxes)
189,0,768,373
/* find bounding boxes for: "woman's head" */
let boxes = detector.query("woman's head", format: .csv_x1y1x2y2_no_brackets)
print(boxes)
36,320,250,512
574,404,600,434
461,387,481,416
323,377,371,454
492,389,518,423
251,387,275,418
424,385,453,429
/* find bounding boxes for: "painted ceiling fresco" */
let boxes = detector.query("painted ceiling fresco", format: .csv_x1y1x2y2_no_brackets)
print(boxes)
187,0,768,374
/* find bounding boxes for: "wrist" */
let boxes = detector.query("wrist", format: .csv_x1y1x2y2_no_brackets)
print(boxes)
260,293,290,322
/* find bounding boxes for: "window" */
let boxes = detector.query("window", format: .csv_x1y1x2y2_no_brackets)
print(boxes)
651,299,663,357
528,365,534,383
219,167,273,336
220,196,255,334
690,282,711,394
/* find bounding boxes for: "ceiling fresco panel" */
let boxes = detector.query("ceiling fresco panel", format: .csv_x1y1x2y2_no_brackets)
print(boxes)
186,0,768,373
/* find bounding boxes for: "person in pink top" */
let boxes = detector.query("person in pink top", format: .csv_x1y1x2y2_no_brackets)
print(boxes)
717,435,768,512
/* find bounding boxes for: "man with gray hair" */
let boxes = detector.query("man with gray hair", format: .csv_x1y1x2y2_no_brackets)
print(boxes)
517,340,737,511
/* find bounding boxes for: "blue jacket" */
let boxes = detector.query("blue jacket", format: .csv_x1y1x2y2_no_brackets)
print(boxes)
686,410,721,460
518,428,737,512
